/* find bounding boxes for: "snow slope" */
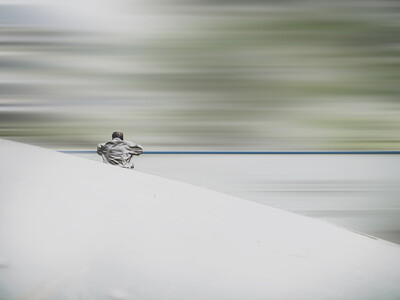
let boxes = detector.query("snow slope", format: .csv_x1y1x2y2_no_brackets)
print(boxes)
0,139,399,299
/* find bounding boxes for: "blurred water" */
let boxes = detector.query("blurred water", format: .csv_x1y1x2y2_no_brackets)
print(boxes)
72,153,400,245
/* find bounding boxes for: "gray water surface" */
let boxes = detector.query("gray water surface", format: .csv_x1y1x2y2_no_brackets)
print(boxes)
73,153,400,244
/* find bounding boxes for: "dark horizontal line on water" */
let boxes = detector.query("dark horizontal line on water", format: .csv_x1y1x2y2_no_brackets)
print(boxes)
58,150,400,155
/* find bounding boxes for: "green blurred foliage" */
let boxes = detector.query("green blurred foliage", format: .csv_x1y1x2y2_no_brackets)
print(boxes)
0,0,399,149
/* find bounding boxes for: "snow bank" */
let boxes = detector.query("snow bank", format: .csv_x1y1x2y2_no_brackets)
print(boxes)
0,139,399,299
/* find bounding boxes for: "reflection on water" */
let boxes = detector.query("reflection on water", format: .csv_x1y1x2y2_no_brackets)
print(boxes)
73,153,400,244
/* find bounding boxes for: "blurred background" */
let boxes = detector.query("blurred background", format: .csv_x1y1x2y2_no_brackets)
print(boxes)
1,0,400,150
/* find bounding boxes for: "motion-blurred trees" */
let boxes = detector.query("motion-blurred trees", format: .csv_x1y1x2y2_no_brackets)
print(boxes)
0,0,399,149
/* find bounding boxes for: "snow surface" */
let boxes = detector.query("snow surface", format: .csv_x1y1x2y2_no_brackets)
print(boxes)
0,139,400,299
